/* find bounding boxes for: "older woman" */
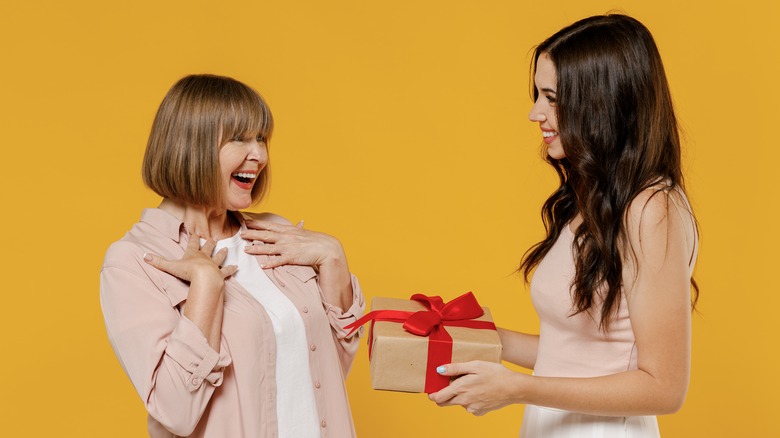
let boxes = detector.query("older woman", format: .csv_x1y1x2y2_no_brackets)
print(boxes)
100,74,364,437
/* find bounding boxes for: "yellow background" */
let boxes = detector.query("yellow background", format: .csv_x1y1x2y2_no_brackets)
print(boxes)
1,0,777,436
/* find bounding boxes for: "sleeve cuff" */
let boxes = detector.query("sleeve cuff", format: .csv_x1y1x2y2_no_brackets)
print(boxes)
324,274,366,339
165,316,232,391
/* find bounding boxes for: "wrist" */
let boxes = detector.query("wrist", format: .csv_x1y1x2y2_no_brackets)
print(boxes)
190,267,225,288
316,240,348,271
509,371,532,406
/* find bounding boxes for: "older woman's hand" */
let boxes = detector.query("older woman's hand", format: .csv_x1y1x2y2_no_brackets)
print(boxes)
242,219,354,310
241,220,346,271
144,234,237,284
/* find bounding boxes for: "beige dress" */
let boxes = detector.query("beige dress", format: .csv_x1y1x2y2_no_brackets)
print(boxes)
522,207,695,437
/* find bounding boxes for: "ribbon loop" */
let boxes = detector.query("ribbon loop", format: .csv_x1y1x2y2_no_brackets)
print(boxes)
442,292,485,320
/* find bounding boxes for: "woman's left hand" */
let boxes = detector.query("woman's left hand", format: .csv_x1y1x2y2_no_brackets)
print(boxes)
241,219,346,271
428,361,525,416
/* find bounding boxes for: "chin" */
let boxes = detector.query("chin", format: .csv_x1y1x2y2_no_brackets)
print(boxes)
547,151,566,160
226,199,253,211
547,145,566,160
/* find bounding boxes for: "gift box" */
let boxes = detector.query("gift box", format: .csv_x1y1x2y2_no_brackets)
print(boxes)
346,292,502,393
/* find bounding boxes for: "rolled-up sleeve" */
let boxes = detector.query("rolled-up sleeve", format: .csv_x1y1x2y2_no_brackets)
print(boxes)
320,274,365,375
166,316,231,390
100,245,231,436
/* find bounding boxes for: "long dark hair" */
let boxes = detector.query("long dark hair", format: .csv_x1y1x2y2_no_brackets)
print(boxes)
520,14,698,330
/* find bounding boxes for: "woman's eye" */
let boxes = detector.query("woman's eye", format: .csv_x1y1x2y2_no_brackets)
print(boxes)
256,135,266,143
546,95,556,104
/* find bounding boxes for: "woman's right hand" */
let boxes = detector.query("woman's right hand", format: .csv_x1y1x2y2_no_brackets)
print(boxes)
143,234,237,285
143,235,236,351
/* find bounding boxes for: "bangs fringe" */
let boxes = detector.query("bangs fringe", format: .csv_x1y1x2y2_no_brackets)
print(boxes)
219,86,274,145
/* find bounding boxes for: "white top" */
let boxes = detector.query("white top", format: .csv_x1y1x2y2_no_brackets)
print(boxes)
213,233,320,438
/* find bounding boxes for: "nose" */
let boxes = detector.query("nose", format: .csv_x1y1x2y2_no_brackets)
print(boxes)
528,101,546,122
246,139,267,162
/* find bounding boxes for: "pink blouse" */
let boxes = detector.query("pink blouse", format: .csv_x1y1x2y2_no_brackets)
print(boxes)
100,209,365,437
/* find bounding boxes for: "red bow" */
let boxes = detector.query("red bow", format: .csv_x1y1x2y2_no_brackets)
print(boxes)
345,292,496,393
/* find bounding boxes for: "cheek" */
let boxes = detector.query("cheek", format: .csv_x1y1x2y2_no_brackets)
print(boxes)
547,109,558,128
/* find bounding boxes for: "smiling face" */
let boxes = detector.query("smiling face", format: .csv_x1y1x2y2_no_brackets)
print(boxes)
142,75,274,208
219,132,268,211
529,53,564,160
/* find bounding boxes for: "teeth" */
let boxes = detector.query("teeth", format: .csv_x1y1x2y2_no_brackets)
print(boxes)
542,131,557,138
232,172,256,179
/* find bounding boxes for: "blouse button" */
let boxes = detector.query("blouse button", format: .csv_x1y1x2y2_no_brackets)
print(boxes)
310,344,317,351
191,378,200,386
314,381,321,389
321,420,327,428
302,306,309,313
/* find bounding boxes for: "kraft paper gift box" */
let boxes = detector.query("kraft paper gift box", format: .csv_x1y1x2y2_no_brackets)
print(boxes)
347,292,502,393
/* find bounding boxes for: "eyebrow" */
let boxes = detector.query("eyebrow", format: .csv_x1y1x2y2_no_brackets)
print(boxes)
540,87,557,94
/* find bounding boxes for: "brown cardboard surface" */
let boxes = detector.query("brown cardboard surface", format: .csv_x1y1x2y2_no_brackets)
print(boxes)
369,296,503,393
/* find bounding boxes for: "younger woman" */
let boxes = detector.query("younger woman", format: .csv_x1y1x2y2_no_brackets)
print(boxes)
430,14,698,437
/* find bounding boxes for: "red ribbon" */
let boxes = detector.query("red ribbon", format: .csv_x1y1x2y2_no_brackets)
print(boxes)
345,291,496,393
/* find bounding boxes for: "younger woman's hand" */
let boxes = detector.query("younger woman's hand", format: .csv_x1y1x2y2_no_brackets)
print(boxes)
428,361,525,416
241,219,346,270
143,234,237,285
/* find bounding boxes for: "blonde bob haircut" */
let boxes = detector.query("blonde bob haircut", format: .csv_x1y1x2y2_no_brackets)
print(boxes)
142,74,274,208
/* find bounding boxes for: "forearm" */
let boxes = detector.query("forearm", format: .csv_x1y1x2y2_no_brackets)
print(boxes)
516,368,688,416
183,273,226,351
497,328,538,369
316,256,353,311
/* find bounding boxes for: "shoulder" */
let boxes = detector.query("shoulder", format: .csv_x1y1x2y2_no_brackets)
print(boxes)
104,239,143,265
103,222,150,270
624,184,697,267
240,211,292,225
625,184,695,232
625,186,673,230
102,220,171,283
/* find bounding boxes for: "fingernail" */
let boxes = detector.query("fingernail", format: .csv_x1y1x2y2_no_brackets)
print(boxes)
259,263,265,268
436,366,446,374
143,253,152,262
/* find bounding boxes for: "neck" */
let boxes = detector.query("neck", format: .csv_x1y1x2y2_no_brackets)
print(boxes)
159,198,238,240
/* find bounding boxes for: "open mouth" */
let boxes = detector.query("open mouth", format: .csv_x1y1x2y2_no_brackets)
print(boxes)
231,172,257,188
542,130,558,144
